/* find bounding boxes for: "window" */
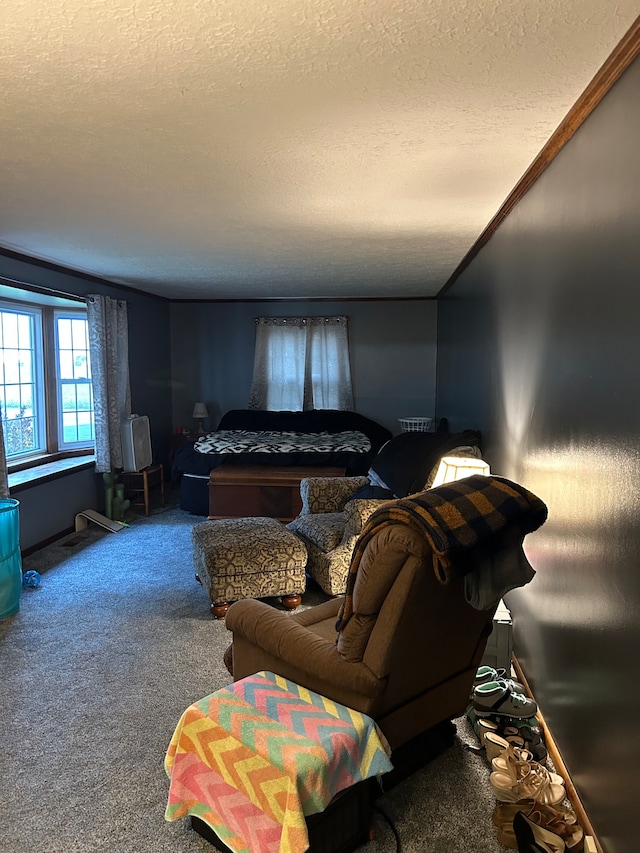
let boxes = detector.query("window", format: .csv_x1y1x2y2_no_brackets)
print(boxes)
0,299,94,465
248,316,354,411
55,313,94,447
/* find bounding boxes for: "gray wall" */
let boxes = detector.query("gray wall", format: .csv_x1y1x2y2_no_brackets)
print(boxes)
170,300,438,436
15,469,101,548
0,254,173,550
436,57,640,853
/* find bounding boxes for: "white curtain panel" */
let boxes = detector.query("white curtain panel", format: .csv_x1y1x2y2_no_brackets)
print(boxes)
86,295,131,472
306,318,353,410
248,316,353,411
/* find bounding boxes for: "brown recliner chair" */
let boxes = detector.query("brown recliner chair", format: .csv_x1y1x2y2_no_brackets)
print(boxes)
225,476,547,753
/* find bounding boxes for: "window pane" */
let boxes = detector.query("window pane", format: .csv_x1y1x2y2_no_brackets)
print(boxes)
62,410,94,443
61,383,77,411
19,350,33,384
62,411,79,443
2,385,21,420
0,306,44,459
71,319,87,349
57,318,72,349
17,314,31,348
73,353,89,380
77,411,94,441
3,414,37,455
18,385,33,415
3,352,20,385
2,313,19,349
59,351,74,380
76,383,92,410
55,313,93,449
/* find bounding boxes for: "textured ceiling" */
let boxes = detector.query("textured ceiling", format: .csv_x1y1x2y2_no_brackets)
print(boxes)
0,1,637,300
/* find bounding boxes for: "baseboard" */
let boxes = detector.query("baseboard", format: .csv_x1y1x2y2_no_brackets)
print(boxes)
21,526,75,557
512,655,601,853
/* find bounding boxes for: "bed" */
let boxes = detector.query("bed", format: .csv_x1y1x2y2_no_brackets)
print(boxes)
172,409,393,516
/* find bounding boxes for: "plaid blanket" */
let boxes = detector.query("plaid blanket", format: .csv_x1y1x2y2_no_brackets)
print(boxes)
335,475,547,631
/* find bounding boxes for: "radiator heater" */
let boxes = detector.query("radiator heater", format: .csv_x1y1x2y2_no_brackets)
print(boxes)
121,415,153,472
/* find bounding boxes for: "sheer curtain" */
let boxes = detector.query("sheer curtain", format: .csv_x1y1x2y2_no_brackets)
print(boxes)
248,316,353,411
86,295,131,473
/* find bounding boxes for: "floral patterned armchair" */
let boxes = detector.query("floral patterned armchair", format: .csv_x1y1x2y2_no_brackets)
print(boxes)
287,429,483,595
287,477,390,595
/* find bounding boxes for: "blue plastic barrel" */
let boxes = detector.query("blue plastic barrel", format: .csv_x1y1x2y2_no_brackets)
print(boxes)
0,498,22,619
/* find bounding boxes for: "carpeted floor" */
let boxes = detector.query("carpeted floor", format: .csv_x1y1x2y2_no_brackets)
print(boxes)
0,495,509,853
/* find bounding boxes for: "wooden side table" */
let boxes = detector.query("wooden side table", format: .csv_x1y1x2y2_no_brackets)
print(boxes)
119,464,165,516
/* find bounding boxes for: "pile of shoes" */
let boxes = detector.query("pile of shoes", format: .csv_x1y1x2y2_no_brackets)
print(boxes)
467,666,584,852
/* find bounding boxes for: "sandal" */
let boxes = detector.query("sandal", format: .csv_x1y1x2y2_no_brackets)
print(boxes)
466,704,499,744
485,734,532,764
513,809,566,853
504,724,542,742
490,757,566,805
503,724,549,763
484,732,511,761
492,800,534,849
489,741,534,772
493,799,582,849
479,717,499,735
491,745,563,787
528,802,584,850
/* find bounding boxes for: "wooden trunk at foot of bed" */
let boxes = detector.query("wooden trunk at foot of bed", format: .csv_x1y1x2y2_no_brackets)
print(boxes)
208,464,346,522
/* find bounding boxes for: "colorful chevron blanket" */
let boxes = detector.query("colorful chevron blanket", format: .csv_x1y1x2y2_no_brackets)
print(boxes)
165,670,393,853
336,474,547,631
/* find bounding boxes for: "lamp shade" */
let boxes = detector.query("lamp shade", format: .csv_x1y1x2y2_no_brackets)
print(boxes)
192,402,209,419
431,456,490,488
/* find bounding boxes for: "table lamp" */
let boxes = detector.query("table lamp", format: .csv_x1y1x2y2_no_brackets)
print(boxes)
431,456,490,488
192,402,209,436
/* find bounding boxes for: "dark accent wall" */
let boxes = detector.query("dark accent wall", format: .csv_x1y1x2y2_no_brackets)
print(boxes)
170,300,438,436
436,56,640,853
0,255,172,549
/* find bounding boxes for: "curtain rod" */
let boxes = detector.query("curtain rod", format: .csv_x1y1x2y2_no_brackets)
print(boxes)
0,275,85,303
253,316,347,323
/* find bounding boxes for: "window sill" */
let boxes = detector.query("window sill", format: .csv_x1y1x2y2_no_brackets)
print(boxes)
9,456,96,492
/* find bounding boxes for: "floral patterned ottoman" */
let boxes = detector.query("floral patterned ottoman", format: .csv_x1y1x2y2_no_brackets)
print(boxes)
192,516,307,618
